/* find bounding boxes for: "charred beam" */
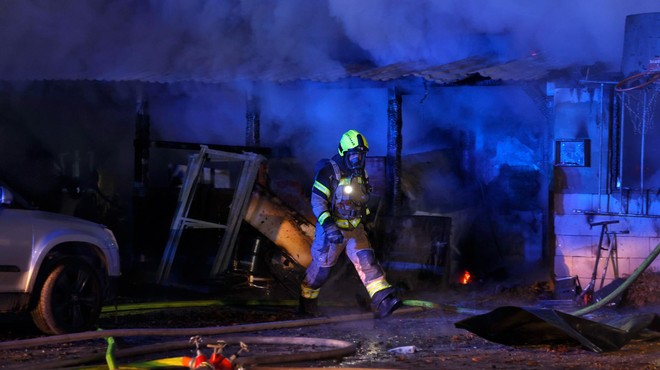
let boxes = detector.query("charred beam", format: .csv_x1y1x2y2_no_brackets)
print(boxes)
133,99,150,195
246,93,261,147
387,86,403,216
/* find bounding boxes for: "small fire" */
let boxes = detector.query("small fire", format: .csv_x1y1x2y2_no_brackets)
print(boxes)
460,270,472,285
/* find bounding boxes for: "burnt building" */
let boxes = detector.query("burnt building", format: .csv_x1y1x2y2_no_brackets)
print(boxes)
0,3,658,297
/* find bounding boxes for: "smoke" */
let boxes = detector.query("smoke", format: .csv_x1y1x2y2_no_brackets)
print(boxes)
0,1,352,80
1,1,657,146
0,0,657,203
0,0,657,81
329,0,660,68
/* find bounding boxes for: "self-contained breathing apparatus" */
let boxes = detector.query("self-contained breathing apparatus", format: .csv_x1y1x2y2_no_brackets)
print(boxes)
328,160,370,230
333,129,371,229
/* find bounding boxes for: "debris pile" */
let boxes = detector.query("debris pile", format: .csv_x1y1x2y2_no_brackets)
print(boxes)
622,271,660,308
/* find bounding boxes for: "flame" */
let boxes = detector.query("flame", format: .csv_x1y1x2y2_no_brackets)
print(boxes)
460,270,471,285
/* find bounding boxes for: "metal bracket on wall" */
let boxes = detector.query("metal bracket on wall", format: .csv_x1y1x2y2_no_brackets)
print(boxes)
155,145,265,285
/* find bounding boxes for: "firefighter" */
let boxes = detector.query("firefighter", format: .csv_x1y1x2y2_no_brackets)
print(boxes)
299,129,402,318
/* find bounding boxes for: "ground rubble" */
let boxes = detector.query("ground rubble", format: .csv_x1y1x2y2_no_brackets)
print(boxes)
0,272,658,369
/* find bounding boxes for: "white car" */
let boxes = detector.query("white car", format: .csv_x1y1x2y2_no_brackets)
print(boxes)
0,183,120,334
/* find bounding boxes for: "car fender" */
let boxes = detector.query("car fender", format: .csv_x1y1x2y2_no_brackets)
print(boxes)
24,211,120,293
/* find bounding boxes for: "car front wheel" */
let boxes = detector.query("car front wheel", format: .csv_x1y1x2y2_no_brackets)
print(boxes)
31,259,103,334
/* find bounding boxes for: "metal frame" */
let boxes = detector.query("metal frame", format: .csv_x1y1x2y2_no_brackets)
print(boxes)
156,145,265,284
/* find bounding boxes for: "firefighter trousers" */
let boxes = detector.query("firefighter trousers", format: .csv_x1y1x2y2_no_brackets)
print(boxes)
301,223,391,299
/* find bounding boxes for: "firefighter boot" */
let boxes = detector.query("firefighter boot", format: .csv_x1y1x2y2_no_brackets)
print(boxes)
298,296,321,317
372,288,402,319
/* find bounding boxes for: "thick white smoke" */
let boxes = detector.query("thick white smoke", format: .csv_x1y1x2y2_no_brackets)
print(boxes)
329,0,659,68
0,0,658,80
0,0,658,203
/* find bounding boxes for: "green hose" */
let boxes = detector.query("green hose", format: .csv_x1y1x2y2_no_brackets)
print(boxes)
402,299,487,315
571,242,660,317
101,299,298,315
104,335,117,370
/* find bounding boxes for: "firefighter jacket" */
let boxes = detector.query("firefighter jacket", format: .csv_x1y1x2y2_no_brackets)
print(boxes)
311,154,371,230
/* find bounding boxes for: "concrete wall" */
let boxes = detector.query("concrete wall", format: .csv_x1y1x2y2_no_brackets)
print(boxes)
552,81,660,287
554,193,660,287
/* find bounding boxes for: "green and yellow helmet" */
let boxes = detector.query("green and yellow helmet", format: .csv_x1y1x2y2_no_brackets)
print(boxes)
338,129,369,156
338,130,369,171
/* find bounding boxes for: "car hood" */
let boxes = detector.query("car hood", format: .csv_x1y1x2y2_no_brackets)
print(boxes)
30,210,107,229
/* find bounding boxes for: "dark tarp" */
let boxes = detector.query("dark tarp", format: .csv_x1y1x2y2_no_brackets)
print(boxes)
454,306,660,353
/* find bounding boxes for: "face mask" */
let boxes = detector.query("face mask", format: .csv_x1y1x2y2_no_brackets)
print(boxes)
347,152,365,170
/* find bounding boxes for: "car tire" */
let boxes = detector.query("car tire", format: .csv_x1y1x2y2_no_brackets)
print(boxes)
31,259,103,334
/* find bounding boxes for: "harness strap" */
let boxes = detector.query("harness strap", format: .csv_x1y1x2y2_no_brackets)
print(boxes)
329,159,341,181
336,218,361,229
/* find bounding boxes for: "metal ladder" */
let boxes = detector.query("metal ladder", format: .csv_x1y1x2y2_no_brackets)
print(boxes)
156,145,265,284
576,220,629,305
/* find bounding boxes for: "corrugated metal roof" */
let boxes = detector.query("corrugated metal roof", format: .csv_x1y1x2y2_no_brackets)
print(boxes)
412,55,498,84
1,54,564,85
476,54,557,82
352,61,432,81
254,53,561,84
348,54,561,85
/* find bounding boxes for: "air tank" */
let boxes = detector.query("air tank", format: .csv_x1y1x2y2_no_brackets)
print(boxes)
621,12,660,77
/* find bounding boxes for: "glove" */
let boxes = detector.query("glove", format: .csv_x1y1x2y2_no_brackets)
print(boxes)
323,222,344,244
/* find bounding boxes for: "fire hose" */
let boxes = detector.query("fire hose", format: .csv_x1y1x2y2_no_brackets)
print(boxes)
0,307,423,369
0,306,420,351
32,336,358,370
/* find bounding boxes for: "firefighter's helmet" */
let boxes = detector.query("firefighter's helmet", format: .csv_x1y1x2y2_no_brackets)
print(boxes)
338,130,369,171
